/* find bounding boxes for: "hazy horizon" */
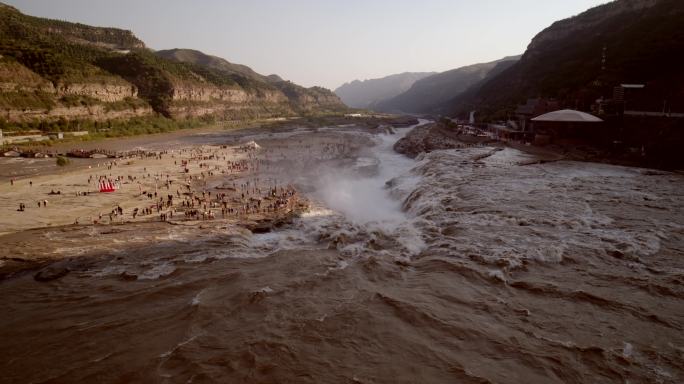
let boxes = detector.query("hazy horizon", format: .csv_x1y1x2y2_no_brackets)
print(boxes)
4,0,610,89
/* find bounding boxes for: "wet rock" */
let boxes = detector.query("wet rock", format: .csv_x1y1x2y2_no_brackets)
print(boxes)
32,258,95,282
607,249,640,261
610,249,626,259
245,211,298,234
34,266,70,282
249,290,268,303
326,234,345,249
394,259,411,267
119,272,138,281
394,123,469,158
249,222,273,234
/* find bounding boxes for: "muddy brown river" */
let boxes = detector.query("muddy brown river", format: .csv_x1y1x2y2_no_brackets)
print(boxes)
1,122,683,383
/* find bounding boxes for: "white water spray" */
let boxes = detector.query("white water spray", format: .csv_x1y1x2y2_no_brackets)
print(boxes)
313,120,429,227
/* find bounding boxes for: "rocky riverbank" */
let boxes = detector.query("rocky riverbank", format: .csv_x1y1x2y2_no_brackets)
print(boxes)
393,122,493,158
392,122,646,168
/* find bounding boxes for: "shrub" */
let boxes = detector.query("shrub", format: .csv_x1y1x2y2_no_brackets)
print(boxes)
56,156,70,166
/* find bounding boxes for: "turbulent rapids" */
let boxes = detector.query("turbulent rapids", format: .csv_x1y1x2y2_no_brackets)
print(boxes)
1,121,683,383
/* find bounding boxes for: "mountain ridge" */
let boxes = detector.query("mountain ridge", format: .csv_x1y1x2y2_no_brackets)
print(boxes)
449,0,684,119
155,48,343,114
373,55,521,114
155,48,272,83
334,72,436,109
0,3,346,134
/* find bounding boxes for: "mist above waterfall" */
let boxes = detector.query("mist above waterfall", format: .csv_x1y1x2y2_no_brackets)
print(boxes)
310,121,428,228
314,170,406,226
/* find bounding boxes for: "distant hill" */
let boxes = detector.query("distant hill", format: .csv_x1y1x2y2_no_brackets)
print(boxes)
450,0,684,120
334,72,435,109
155,48,345,113
0,3,346,133
374,56,520,114
156,48,270,82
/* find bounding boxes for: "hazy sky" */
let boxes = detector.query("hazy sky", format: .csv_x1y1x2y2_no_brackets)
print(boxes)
6,0,609,89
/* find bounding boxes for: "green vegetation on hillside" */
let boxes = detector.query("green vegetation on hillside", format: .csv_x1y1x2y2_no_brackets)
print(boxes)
154,48,346,113
0,90,55,110
95,51,175,116
0,114,214,139
103,97,149,112
0,3,143,50
0,2,346,128
58,94,100,108
156,48,269,83
450,0,684,120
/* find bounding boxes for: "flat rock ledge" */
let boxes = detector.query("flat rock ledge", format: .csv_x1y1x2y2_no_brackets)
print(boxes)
394,123,490,158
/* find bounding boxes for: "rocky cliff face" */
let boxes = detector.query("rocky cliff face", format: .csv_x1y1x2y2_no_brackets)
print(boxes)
171,83,250,104
0,57,150,123
0,3,346,132
4,104,153,123
528,0,660,51
1,58,138,102
167,80,343,118
156,49,346,115
273,82,346,112
170,81,288,104
56,82,138,102
450,0,684,118
168,81,293,119
287,89,342,110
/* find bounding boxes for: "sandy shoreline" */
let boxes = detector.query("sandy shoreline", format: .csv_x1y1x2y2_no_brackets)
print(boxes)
0,113,395,278
0,122,366,277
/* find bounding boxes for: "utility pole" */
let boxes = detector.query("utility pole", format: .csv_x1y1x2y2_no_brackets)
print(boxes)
601,45,607,72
